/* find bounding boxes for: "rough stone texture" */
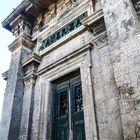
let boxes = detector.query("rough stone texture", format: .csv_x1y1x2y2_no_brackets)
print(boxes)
19,81,35,140
101,0,140,139
1,0,140,140
91,34,123,140
0,46,30,140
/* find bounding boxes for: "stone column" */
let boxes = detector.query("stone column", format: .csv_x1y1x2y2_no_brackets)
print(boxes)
101,0,140,139
19,54,41,140
91,35,124,140
0,34,34,140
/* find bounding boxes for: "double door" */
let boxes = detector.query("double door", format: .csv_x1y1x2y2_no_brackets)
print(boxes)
53,75,86,140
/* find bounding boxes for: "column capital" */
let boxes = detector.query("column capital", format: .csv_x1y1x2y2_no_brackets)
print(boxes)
82,9,106,36
8,33,35,52
22,53,41,86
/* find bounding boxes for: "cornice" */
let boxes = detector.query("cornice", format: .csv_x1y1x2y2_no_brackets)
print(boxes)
21,53,41,85
2,1,31,31
38,43,92,75
2,0,54,32
82,9,103,27
21,53,41,67
8,33,35,52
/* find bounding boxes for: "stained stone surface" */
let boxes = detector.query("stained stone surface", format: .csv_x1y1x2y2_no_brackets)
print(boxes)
0,47,30,140
101,0,140,139
1,0,140,140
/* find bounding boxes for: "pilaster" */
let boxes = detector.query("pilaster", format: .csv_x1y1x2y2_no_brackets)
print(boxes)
101,0,140,139
0,34,34,140
19,53,41,140
83,9,124,140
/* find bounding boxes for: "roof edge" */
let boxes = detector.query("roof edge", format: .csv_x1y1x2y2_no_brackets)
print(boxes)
1,0,52,32
2,0,31,31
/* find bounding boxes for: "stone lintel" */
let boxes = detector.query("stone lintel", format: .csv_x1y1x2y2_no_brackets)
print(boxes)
2,70,9,81
8,33,35,52
38,43,92,75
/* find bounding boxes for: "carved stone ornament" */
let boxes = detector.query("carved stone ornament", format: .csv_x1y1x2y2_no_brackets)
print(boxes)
22,53,41,86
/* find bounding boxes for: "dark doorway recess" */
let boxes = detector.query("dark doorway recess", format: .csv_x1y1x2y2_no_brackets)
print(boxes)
52,71,86,140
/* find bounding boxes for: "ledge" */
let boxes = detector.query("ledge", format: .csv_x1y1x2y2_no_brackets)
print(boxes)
82,9,103,27
38,43,92,75
8,33,35,52
21,53,41,67
2,70,9,81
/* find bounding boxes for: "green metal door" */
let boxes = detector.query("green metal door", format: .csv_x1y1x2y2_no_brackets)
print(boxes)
53,76,86,140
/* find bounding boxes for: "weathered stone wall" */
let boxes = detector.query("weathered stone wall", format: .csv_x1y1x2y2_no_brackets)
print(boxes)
101,0,140,139
23,3,125,139
2,0,140,140
32,32,124,140
91,34,123,140
0,47,31,140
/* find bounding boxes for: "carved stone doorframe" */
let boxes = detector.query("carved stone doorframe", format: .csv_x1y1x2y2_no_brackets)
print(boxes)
33,44,99,140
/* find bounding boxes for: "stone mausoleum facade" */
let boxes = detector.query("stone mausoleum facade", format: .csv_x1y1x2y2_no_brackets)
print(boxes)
1,0,140,140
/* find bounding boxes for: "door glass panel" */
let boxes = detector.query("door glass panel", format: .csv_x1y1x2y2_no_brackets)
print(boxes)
59,90,68,116
54,75,86,140
75,84,83,112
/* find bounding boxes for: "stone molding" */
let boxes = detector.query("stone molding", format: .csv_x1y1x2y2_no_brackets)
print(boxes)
39,25,86,56
22,53,41,86
90,31,109,49
82,9,103,27
32,43,98,140
2,0,53,32
2,1,31,31
10,13,34,37
82,9,106,36
8,33,35,52
22,53,41,67
38,43,92,75
32,1,90,40
2,70,9,81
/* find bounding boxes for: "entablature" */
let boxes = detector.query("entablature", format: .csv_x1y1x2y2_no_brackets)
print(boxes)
40,11,88,51
82,9,106,36
2,0,55,35
37,9,106,56
8,33,35,52
2,0,87,37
